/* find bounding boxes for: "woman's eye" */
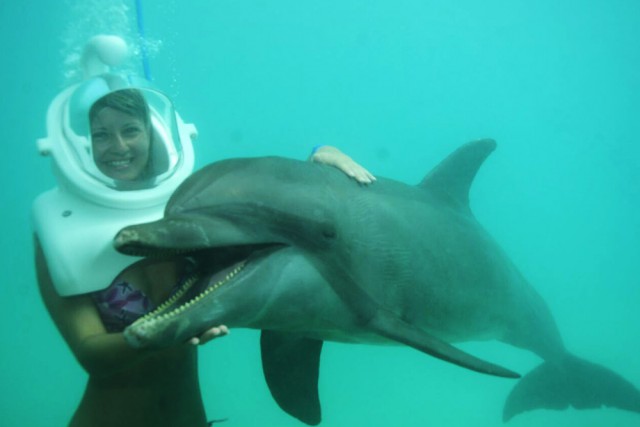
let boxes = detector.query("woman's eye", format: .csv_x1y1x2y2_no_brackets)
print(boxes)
91,131,109,143
123,127,143,137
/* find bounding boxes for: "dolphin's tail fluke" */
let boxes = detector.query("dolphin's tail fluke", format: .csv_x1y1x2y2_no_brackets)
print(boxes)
503,353,640,421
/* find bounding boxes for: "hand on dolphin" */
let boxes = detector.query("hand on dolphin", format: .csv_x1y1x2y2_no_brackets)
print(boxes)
310,145,376,184
189,325,229,346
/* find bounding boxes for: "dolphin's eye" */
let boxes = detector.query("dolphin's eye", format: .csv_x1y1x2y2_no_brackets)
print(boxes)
320,222,337,240
322,228,336,239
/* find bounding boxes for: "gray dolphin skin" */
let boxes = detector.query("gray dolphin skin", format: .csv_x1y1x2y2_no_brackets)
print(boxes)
115,139,640,425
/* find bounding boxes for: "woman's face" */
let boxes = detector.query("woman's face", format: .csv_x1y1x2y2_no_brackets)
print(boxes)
90,107,151,181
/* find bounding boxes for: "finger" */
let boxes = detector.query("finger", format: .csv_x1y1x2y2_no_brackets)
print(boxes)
353,168,374,184
205,325,229,337
199,325,230,345
199,329,219,344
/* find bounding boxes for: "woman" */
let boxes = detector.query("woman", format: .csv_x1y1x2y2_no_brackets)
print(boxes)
35,88,375,427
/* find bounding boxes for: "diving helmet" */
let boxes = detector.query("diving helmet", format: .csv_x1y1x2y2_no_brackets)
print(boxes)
32,35,197,296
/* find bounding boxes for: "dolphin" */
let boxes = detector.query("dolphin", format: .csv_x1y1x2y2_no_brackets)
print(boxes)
115,139,640,425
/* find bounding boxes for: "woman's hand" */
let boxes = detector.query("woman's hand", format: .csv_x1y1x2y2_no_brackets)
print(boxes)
189,325,229,346
310,146,377,185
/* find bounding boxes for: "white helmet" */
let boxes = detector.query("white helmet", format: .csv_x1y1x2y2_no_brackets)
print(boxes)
38,72,196,209
32,35,198,296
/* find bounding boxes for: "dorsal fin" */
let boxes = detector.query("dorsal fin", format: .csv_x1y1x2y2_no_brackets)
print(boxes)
419,139,496,210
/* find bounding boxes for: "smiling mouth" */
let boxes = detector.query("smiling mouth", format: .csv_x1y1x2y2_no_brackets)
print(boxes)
105,158,134,169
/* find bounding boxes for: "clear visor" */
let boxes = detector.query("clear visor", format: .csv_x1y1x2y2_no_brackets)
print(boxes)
64,75,184,190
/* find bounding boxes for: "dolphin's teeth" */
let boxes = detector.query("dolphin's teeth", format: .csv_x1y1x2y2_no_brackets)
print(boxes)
128,259,249,334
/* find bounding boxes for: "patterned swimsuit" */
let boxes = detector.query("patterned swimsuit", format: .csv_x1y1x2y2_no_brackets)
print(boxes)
92,280,155,333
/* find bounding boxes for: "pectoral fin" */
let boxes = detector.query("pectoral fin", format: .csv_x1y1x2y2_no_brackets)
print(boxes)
369,309,520,379
260,330,324,426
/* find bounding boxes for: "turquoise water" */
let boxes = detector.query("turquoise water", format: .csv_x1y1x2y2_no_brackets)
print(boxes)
2,1,639,426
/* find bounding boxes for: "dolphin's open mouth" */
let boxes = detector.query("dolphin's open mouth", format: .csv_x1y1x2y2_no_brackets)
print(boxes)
117,239,285,346
180,243,284,303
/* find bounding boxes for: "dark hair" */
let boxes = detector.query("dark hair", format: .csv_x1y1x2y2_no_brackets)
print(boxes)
89,89,151,130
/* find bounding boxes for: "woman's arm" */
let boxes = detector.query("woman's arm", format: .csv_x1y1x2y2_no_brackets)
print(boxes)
35,237,160,378
36,236,227,377
309,145,376,184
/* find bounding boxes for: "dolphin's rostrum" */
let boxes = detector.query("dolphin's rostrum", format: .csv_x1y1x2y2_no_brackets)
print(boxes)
115,139,640,425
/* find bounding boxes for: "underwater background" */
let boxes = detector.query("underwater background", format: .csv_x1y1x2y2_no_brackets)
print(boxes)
1,0,638,426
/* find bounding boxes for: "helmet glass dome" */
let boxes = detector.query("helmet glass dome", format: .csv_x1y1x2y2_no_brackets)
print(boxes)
65,74,183,190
